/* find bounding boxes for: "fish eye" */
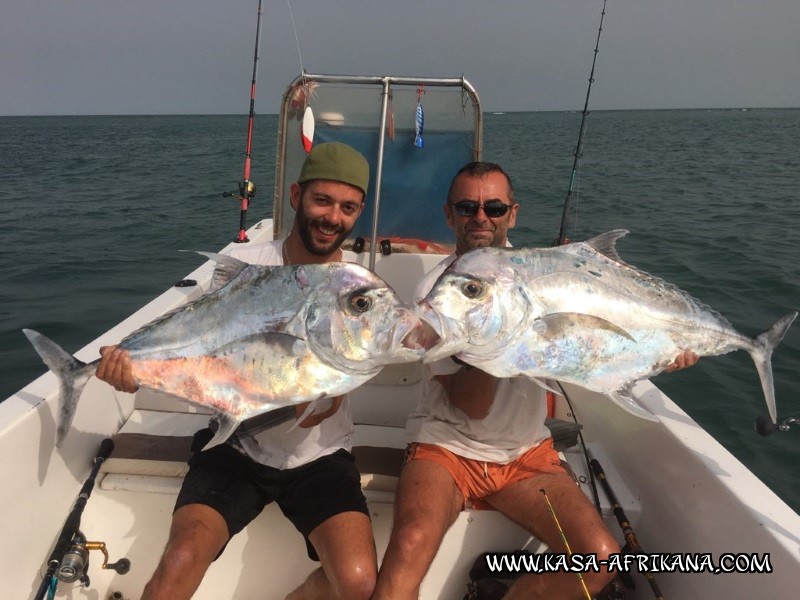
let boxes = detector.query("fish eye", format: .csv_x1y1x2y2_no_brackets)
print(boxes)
461,279,483,299
350,293,373,313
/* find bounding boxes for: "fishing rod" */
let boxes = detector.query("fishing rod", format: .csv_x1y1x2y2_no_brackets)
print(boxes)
34,438,130,600
539,488,593,600
223,0,264,243
590,458,664,600
556,0,608,246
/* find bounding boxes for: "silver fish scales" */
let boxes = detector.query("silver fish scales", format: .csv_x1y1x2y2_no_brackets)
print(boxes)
25,255,427,449
418,230,796,423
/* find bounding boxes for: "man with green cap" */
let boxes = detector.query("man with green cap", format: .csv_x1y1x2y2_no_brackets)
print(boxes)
95,142,377,600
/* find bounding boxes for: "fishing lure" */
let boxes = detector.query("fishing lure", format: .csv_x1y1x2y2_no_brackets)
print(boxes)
302,106,315,153
414,85,424,148
387,91,395,141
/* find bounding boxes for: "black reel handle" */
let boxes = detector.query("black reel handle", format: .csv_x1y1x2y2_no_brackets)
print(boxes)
755,415,798,436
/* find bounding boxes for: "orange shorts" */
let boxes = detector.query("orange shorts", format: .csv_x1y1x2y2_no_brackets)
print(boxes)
404,439,566,510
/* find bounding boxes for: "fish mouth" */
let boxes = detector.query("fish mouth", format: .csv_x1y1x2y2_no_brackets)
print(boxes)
400,320,440,353
415,300,467,363
378,312,438,364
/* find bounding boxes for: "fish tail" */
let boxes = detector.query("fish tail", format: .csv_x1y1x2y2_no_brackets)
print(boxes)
22,329,95,446
748,311,797,424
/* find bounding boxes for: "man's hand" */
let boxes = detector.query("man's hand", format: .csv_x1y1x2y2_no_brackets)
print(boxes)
96,345,139,393
664,350,699,373
294,396,344,428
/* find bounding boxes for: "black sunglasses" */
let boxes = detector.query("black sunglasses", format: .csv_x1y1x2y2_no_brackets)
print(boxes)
450,200,513,218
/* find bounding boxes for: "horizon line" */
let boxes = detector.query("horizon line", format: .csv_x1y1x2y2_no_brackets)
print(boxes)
1,105,798,118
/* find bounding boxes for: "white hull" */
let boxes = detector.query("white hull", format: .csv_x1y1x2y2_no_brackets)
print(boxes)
3,219,799,599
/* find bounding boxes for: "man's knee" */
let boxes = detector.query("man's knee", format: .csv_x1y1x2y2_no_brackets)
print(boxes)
589,527,620,562
333,562,376,600
391,517,441,559
582,534,620,594
160,537,216,576
142,540,214,600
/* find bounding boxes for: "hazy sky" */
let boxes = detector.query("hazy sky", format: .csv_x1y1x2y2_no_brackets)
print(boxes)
2,0,798,115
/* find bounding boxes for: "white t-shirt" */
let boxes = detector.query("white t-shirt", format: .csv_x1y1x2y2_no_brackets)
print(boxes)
220,238,353,470
405,255,551,464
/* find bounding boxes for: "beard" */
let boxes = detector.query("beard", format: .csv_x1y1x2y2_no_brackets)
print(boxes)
296,201,352,256
457,225,507,254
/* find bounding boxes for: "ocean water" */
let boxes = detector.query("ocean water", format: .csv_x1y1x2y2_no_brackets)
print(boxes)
1,110,798,514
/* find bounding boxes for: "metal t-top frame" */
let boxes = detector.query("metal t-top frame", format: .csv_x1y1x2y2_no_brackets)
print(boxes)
274,73,483,270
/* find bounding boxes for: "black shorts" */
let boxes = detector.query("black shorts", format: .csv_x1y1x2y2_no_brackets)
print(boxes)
176,443,369,561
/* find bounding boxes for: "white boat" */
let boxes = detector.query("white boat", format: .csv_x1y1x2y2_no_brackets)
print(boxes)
3,73,799,600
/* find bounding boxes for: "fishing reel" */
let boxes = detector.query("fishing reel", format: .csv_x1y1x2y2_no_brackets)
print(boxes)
755,414,799,436
222,179,257,206
223,179,257,243
57,531,130,587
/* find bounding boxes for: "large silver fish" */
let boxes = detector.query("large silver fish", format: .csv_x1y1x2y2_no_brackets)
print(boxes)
418,230,796,423
25,255,428,448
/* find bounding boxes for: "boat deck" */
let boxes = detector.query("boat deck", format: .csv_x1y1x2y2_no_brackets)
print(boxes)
3,220,798,599
83,403,637,599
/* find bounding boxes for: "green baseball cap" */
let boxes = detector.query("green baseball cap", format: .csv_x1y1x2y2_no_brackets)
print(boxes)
298,142,370,196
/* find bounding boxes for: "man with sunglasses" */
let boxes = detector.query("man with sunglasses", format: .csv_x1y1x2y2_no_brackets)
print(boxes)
373,162,698,600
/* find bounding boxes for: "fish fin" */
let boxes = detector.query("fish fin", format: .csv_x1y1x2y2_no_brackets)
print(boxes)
535,312,636,342
608,388,659,421
526,377,562,396
748,311,797,423
286,396,328,432
264,333,307,356
236,406,297,437
279,308,309,340
200,413,241,450
192,251,251,291
584,230,630,265
22,329,95,446
214,332,306,356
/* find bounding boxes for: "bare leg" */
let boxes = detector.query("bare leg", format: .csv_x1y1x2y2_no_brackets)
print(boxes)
142,504,229,600
372,459,464,600
286,511,376,600
484,472,619,599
